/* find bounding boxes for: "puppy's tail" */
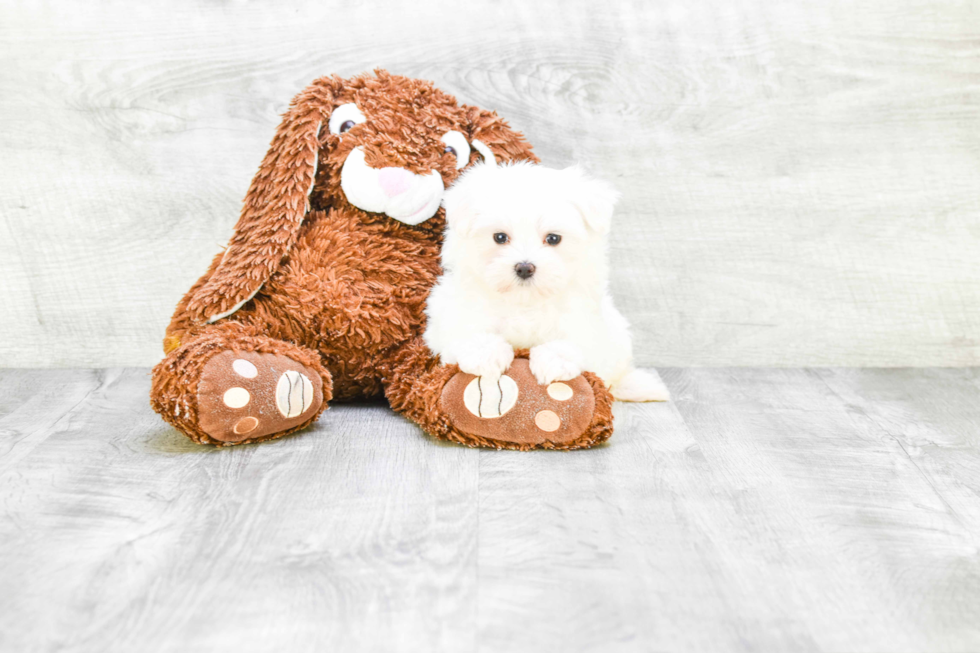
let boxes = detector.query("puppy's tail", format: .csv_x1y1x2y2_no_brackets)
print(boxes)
611,368,671,402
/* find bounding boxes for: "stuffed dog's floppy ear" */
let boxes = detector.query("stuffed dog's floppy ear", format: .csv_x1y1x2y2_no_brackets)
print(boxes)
563,166,620,235
186,80,334,323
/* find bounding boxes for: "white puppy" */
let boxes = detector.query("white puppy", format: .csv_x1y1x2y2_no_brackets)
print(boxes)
424,162,669,402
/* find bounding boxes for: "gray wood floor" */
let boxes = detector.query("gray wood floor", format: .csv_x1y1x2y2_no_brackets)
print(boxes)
1,367,979,652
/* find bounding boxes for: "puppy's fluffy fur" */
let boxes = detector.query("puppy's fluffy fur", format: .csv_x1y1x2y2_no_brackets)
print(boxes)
424,162,669,402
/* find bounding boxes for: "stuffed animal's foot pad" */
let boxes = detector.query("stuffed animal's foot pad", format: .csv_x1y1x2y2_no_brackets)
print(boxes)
462,375,519,418
441,358,595,447
196,351,324,443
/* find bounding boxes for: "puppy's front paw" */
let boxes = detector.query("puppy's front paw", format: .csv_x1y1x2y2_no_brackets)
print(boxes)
454,333,515,379
529,340,585,385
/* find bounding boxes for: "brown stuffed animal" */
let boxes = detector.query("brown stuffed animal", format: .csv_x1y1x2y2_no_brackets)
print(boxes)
150,70,614,450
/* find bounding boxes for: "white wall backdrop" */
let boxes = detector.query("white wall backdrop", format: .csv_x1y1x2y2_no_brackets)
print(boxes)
1,0,979,368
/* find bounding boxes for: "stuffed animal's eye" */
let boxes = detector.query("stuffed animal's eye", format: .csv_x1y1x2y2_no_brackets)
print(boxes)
545,233,562,246
493,232,509,244
328,103,366,135
441,130,471,170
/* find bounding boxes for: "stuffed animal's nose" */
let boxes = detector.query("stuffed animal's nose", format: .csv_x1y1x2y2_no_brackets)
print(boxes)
515,262,536,280
378,167,414,197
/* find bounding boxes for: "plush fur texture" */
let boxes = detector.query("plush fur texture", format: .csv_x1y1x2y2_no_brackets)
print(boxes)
425,162,671,402
150,71,616,449
387,345,615,451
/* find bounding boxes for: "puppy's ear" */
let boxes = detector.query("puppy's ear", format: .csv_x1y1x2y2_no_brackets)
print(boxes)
564,166,619,235
441,162,492,236
186,78,337,323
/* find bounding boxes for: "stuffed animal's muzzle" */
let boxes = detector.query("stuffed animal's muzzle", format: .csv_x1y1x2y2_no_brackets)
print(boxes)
340,147,445,225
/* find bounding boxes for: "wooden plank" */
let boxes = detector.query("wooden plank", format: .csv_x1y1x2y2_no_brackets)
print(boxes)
814,367,980,633
476,367,980,651
2,1,980,367
2,367,980,651
0,368,479,652
663,367,980,651
475,381,739,652
0,368,107,475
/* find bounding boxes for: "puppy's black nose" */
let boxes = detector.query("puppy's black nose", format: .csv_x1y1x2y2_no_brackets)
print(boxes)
514,261,536,280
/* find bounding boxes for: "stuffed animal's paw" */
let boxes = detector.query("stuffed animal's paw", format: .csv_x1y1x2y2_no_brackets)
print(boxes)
453,333,515,379
529,340,585,385
440,358,602,448
195,350,326,443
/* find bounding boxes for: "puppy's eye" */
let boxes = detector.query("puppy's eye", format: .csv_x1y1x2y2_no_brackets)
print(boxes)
545,233,562,246
329,103,366,136
440,131,471,170
493,232,510,244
